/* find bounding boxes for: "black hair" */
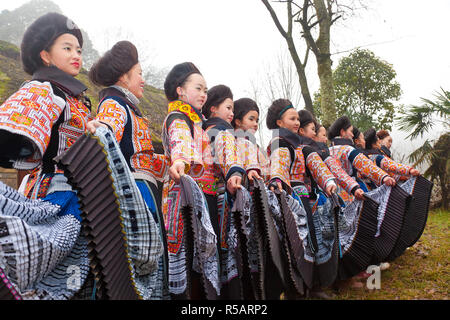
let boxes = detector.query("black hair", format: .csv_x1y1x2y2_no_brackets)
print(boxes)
202,84,233,119
164,62,201,101
266,98,293,130
298,109,315,129
232,98,259,128
364,128,378,149
327,115,352,140
89,40,138,87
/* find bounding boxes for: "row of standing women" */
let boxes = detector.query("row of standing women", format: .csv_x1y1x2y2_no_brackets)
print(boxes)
0,13,432,300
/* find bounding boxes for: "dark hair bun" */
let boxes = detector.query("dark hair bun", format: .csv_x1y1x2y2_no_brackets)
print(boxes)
298,109,314,129
232,98,259,127
202,84,233,119
89,40,138,87
364,128,378,149
328,115,352,140
164,62,201,101
266,98,293,130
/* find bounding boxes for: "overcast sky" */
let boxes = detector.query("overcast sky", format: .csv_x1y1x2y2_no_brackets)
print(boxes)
2,0,449,160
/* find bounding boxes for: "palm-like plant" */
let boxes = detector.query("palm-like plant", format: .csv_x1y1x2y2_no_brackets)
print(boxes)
396,88,450,209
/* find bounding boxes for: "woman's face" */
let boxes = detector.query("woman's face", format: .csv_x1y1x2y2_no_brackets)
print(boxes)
120,63,145,99
235,110,259,133
40,33,82,77
176,73,207,110
276,108,300,134
315,126,328,144
299,122,316,139
340,125,354,139
211,98,234,123
380,135,393,149
354,132,366,149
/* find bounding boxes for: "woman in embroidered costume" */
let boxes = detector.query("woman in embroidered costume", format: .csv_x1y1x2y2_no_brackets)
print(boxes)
298,109,365,202
300,112,393,288
363,128,420,185
86,41,169,299
0,13,93,299
201,84,249,298
232,98,270,182
327,116,396,191
161,62,224,299
266,99,340,298
328,118,424,276
201,85,245,234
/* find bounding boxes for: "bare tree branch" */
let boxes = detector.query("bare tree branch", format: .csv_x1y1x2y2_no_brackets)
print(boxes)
261,0,288,39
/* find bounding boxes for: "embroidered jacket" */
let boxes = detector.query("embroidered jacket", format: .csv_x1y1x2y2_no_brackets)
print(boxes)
297,138,360,196
0,66,92,197
94,86,168,183
203,117,245,182
329,142,390,187
161,100,216,254
365,149,413,181
235,130,270,181
162,100,217,194
267,128,336,194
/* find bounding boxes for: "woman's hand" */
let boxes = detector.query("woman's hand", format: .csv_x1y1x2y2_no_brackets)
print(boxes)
325,183,337,197
86,120,107,134
227,175,242,195
354,188,365,200
169,161,186,183
269,180,283,192
410,168,420,176
247,170,262,182
382,176,396,186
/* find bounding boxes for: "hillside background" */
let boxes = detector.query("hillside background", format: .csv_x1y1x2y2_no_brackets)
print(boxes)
0,0,168,143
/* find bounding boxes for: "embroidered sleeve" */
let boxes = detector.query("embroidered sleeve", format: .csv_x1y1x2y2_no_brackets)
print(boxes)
352,153,389,186
235,136,261,175
329,145,354,176
258,147,270,180
167,119,205,177
269,146,292,188
380,156,413,177
324,156,360,194
214,130,244,178
305,152,336,191
95,98,127,143
0,81,66,169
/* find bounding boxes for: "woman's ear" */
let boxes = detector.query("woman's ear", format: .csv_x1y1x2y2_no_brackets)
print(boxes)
176,86,183,97
117,73,129,88
276,119,283,128
39,50,51,66
235,119,242,128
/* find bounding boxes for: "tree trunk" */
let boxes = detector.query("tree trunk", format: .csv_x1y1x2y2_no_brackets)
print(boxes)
440,179,449,210
261,0,315,115
285,36,314,114
316,54,336,127
312,0,337,127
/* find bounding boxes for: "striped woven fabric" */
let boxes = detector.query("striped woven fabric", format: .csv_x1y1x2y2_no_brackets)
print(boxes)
0,181,89,300
55,127,165,300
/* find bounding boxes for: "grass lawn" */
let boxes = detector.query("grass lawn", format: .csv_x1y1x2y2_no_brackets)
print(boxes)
328,208,449,300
